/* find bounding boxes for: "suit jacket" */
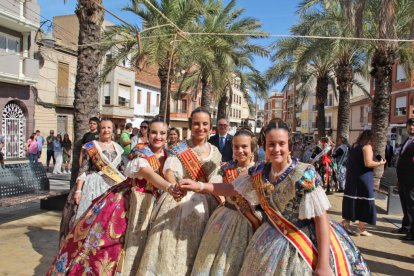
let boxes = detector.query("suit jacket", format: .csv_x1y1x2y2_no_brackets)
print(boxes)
208,134,233,162
397,137,414,184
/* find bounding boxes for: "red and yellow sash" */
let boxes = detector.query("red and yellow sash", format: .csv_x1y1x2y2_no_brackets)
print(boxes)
170,141,208,182
130,143,166,198
171,141,222,203
222,162,262,231
251,164,350,275
84,141,125,184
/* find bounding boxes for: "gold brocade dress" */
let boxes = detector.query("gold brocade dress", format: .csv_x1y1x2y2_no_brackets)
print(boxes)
190,162,262,276
237,161,371,276
137,141,222,276
121,149,167,276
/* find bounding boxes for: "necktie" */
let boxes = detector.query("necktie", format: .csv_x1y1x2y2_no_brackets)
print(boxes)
401,137,413,155
219,137,225,150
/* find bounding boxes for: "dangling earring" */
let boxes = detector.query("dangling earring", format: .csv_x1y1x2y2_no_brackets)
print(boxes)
287,154,292,163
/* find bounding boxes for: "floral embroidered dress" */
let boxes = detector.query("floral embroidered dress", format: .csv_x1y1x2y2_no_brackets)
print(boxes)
48,146,166,276
59,141,125,245
137,140,222,276
238,161,371,276
191,161,263,276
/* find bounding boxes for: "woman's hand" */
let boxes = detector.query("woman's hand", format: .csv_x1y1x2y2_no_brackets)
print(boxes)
179,179,202,192
167,184,186,202
315,264,334,276
73,191,81,205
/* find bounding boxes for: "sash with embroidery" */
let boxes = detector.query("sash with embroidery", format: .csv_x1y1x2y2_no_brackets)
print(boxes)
170,141,208,182
251,163,351,275
83,141,126,184
222,161,262,231
170,141,221,203
129,143,165,198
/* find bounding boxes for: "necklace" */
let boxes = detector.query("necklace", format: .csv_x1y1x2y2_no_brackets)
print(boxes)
236,162,254,174
270,160,292,179
188,139,209,157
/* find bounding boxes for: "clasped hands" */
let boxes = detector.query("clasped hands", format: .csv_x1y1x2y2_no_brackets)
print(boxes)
167,179,204,201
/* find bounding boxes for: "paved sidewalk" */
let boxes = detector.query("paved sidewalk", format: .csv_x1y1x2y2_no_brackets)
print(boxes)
0,192,413,275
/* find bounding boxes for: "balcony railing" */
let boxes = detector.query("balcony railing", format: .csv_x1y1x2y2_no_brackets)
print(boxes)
0,54,38,84
0,0,40,30
145,105,159,114
56,87,74,106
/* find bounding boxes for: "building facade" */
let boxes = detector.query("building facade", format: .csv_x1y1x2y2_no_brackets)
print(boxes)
264,91,283,124
0,0,40,159
132,64,161,127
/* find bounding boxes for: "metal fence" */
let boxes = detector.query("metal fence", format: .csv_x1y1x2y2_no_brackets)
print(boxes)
3,117,26,159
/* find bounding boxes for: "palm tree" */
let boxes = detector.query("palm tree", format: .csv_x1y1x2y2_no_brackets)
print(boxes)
103,0,203,124
68,0,104,187
186,0,268,111
266,34,336,138
297,1,370,143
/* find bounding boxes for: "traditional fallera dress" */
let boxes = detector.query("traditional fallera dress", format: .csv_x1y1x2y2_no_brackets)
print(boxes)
59,140,125,246
333,144,349,191
137,140,222,276
191,161,263,276
238,161,371,276
48,144,166,276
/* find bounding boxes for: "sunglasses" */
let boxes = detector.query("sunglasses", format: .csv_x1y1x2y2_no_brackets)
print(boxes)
140,126,148,129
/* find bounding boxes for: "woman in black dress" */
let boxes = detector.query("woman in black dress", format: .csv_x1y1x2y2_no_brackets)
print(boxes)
342,130,386,236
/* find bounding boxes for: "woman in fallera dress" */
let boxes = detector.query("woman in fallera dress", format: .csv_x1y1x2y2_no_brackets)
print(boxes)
181,118,371,276
137,107,222,276
181,128,263,276
59,118,126,246
47,117,180,276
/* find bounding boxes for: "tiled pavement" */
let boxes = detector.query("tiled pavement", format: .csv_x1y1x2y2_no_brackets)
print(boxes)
0,184,413,275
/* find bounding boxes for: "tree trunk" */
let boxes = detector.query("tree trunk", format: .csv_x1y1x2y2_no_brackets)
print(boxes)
70,0,104,188
158,65,170,124
335,59,353,143
316,75,328,138
217,90,228,120
370,47,395,189
200,74,212,111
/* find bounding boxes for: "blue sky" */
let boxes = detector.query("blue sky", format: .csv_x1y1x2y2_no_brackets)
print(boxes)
38,0,300,92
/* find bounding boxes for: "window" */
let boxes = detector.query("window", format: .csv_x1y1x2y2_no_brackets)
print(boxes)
137,89,141,104
118,85,131,107
57,115,68,135
396,64,407,82
103,83,110,105
156,94,160,107
146,92,151,113
182,99,188,113
0,33,20,53
395,96,407,116
57,62,69,97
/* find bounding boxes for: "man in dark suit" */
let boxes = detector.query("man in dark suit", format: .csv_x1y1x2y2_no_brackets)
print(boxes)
208,118,233,162
396,118,414,240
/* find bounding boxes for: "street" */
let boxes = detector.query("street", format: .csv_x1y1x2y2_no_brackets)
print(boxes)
0,189,413,275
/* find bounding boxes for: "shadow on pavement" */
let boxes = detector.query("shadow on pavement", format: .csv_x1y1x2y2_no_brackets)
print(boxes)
364,259,414,276
26,226,59,276
360,247,414,265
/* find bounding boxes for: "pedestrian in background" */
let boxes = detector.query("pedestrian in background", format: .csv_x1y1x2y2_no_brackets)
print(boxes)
26,133,38,163
35,130,44,159
385,140,394,168
138,121,149,144
342,130,386,236
0,134,4,168
61,134,72,174
81,117,100,145
46,130,56,172
168,127,180,148
395,118,414,240
209,118,233,162
53,134,63,174
120,122,132,164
